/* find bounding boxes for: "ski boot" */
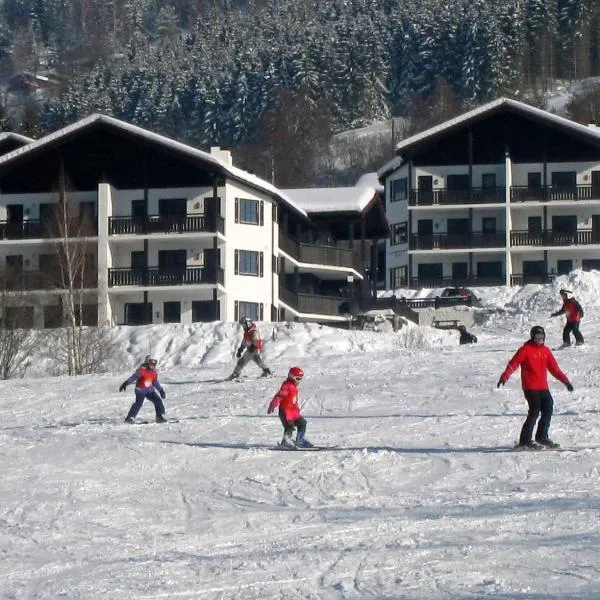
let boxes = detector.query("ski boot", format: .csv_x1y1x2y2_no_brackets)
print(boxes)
124,416,135,424
295,433,314,448
261,368,273,378
156,414,168,423
280,435,296,449
535,438,560,448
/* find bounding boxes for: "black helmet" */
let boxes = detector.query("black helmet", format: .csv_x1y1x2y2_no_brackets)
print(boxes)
530,325,545,340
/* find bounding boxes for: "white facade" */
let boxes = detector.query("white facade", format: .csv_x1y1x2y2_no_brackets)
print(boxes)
0,117,370,328
380,99,600,290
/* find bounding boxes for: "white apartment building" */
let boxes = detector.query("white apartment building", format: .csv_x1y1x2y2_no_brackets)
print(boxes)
379,98,600,290
0,115,387,328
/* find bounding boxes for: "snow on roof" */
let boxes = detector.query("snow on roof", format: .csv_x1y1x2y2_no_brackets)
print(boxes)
0,114,307,218
355,172,384,192
0,131,35,144
282,185,379,214
394,97,600,156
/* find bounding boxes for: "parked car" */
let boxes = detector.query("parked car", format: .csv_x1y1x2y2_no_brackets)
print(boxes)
440,287,482,307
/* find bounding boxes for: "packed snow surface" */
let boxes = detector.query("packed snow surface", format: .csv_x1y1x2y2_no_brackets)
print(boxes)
2,271,600,599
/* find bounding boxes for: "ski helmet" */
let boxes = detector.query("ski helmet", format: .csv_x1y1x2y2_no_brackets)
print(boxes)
530,325,545,340
240,316,253,330
145,355,157,366
288,366,304,381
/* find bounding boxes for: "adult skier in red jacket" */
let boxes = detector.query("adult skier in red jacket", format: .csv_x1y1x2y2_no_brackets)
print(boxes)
550,289,584,347
267,366,313,448
497,325,573,448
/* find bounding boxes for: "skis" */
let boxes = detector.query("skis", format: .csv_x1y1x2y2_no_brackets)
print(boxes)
125,418,179,425
511,441,563,452
270,442,337,451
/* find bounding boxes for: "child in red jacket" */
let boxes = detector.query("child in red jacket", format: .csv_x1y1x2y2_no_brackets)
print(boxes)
267,366,313,448
497,325,573,448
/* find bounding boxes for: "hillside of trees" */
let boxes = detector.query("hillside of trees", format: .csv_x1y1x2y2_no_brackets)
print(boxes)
1,0,600,186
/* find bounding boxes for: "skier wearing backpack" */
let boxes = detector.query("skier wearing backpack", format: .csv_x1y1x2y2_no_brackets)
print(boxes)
267,366,313,448
496,325,573,449
550,289,584,348
227,317,273,380
120,355,168,423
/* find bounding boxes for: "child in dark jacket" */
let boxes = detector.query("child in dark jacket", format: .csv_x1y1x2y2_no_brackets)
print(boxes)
267,366,312,448
458,325,477,345
120,355,167,423
497,326,573,448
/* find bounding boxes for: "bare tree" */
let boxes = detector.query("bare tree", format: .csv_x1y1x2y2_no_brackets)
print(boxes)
0,269,34,379
44,169,117,375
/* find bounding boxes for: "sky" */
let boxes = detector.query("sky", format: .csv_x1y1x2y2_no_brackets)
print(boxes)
2,270,600,599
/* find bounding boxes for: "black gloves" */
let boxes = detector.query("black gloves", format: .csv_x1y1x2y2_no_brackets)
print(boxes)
119,382,127,392
159,389,166,399
496,378,505,388
566,383,574,392
236,348,243,358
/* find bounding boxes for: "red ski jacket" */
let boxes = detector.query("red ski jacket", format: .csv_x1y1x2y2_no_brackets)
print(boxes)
499,340,570,391
268,378,301,421
554,298,583,324
241,325,263,351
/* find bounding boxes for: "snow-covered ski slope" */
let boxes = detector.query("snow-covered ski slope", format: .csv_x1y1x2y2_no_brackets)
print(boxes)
2,270,600,599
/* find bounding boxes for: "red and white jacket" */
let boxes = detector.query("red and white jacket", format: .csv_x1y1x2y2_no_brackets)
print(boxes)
268,378,301,421
240,324,263,352
499,340,570,391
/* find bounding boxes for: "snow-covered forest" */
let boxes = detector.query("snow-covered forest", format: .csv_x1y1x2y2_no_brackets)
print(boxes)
1,0,600,185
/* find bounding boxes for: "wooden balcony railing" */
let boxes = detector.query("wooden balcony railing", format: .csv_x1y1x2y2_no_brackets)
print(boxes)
0,219,98,239
511,184,600,202
410,231,506,250
278,233,363,272
409,187,506,206
510,274,556,286
108,266,224,287
510,229,600,246
2,271,98,290
109,214,224,235
409,276,505,288
278,284,352,316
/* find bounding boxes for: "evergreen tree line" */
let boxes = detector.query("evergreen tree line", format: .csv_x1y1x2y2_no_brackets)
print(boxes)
1,0,600,186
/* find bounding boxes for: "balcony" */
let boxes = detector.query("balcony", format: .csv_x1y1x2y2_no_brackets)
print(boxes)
409,276,505,288
510,274,555,286
3,271,98,291
511,184,600,202
108,266,224,287
510,229,600,246
409,232,506,250
0,219,98,240
409,187,506,206
278,233,363,272
278,284,352,316
109,214,224,235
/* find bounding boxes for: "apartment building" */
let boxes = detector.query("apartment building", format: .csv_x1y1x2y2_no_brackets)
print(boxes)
0,115,387,328
379,98,600,290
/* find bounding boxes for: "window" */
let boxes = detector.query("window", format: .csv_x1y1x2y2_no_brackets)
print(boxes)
235,250,264,276
235,198,264,225
389,266,407,289
390,222,407,245
235,301,264,322
192,300,219,322
391,178,408,202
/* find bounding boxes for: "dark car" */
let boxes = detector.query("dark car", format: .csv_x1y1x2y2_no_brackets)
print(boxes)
440,287,482,307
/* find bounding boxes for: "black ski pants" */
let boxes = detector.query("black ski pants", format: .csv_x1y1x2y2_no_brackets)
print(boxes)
278,412,307,439
563,322,584,345
520,389,554,444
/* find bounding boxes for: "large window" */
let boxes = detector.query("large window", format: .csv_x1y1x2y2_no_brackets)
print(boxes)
391,178,408,202
236,198,264,225
390,266,407,289
235,301,263,322
235,250,263,276
390,222,407,245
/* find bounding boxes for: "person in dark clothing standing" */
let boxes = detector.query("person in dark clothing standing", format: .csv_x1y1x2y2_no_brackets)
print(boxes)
550,289,584,348
458,325,477,345
497,325,573,448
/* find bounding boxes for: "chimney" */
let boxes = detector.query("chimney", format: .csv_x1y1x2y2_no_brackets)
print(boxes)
210,146,233,165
